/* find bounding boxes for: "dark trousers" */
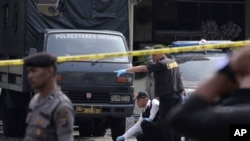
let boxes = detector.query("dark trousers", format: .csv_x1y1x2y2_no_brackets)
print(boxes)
159,98,181,141
141,120,163,141
135,120,163,141
136,133,144,141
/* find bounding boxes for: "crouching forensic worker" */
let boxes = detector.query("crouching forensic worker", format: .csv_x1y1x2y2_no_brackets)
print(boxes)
22,52,75,141
116,91,161,141
168,46,250,141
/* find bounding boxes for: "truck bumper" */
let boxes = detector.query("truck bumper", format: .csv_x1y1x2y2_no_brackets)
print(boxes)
73,103,134,119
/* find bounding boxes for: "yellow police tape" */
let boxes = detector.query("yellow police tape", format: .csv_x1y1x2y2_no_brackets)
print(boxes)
0,40,250,67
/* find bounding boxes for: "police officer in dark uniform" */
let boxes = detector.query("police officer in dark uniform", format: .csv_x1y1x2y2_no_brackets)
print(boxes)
168,46,250,141
116,91,160,141
115,45,184,141
22,52,74,141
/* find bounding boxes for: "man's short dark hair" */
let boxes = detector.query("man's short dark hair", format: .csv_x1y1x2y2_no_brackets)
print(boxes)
24,52,57,73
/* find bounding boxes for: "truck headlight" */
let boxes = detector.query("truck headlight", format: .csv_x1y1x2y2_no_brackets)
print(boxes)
120,96,130,102
111,95,120,102
111,95,131,102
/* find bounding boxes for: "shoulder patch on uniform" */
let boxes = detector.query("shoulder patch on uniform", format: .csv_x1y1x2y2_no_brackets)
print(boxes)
57,108,70,127
36,119,45,126
166,62,178,69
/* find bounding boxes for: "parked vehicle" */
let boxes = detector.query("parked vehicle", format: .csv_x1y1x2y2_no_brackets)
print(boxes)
0,0,134,140
170,40,233,98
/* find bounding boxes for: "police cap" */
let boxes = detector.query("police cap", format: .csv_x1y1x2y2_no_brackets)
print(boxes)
152,45,163,49
24,52,57,67
135,91,148,99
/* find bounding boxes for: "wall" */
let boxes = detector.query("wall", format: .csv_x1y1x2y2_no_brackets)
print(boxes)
246,0,250,39
133,0,152,42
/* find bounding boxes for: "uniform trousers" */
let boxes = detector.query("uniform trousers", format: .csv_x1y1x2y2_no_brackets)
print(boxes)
135,120,162,141
159,97,181,141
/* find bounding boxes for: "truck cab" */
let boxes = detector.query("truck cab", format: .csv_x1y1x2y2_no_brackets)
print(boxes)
43,29,135,139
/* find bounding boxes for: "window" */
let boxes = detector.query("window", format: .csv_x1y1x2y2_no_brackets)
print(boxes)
46,33,129,63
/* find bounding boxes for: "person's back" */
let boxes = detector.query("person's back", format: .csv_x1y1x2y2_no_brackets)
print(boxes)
154,57,184,98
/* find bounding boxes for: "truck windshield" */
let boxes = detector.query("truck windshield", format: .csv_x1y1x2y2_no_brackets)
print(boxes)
46,33,129,63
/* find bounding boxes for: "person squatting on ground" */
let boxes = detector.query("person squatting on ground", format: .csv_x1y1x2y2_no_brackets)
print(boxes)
115,45,184,141
168,45,250,141
22,52,75,141
116,91,161,141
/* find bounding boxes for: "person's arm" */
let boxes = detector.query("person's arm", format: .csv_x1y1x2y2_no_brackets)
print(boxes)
126,65,148,73
54,106,74,141
148,99,159,121
123,114,144,139
114,65,148,77
115,63,162,77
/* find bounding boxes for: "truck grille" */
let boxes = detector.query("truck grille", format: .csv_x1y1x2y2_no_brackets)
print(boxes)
66,92,110,103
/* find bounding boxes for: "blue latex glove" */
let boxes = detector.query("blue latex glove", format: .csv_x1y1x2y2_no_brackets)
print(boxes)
143,118,151,122
116,136,125,141
114,69,127,77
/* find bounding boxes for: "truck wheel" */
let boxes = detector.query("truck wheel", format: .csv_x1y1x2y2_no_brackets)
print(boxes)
92,127,106,137
92,120,106,137
2,90,30,137
2,108,19,136
111,118,126,141
1,89,17,137
0,91,4,120
78,121,92,137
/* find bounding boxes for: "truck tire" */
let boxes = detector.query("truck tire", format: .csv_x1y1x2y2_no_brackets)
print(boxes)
1,89,17,137
92,120,106,137
2,108,19,136
111,118,126,141
0,91,4,120
78,121,92,137
1,89,16,137
92,127,106,137
2,89,30,137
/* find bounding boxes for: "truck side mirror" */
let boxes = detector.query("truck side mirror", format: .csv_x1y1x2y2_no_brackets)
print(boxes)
37,0,62,16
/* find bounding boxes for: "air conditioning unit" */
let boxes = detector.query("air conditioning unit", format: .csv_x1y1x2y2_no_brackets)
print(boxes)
37,0,61,16
130,0,142,5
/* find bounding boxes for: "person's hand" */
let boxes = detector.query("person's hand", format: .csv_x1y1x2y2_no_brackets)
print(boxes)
116,136,125,141
231,46,250,74
237,75,250,88
143,118,151,122
114,69,127,77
